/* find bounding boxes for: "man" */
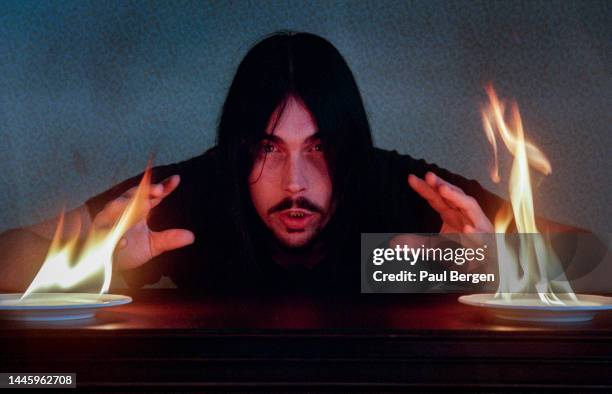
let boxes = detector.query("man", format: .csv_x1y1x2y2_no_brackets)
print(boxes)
1,32,545,293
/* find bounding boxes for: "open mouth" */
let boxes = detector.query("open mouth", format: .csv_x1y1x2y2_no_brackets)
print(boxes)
278,209,315,231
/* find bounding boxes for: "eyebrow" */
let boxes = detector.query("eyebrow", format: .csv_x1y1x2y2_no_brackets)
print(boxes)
261,134,284,144
304,131,322,144
260,131,322,145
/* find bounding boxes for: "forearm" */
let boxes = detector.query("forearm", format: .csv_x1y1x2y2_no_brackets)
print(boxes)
0,229,51,292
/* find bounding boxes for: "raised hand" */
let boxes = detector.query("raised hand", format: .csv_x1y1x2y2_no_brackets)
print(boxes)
408,171,494,234
92,175,195,271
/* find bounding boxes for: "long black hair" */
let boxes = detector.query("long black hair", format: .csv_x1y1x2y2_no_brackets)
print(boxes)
216,31,374,270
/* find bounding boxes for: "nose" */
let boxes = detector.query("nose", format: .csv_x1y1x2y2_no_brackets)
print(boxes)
283,153,307,194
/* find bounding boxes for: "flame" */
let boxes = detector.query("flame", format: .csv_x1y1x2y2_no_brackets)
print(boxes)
21,165,152,298
481,85,577,305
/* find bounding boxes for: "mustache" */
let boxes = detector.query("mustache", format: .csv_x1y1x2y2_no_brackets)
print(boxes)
268,197,324,215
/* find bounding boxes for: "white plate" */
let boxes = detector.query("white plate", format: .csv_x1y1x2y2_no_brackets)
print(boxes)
0,293,132,321
458,293,612,323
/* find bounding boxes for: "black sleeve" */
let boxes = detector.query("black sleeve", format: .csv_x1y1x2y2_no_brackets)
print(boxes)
367,148,507,233
85,150,215,288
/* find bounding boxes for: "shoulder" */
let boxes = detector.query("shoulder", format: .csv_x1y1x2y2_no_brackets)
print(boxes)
85,146,221,218
370,147,482,190
367,147,506,221
369,147,439,177
363,147,441,193
162,145,220,179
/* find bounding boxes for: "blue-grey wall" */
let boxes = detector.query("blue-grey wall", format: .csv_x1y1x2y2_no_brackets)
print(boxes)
1,0,610,232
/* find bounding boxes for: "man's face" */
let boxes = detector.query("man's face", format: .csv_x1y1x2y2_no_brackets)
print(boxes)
249,96,333,248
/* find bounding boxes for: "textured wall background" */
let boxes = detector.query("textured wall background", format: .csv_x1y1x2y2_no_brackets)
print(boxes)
0,0,610,232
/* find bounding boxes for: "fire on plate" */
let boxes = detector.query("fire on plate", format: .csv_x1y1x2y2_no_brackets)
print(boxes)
459,85,612,323
0,165,153,320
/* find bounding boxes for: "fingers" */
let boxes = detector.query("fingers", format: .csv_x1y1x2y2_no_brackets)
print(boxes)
409,172,493,233
149,229,195,257
459,224,489,249
408,174,451,213
118,237,128,249
423,172,474,215
425,172,462,193
409,174,468,231
150,175,181,209
123,175,180,204
95,175,181,228
389,234,432,249
437,183,490,231
116,228,195,255
425,172,465,210
96,197,141,228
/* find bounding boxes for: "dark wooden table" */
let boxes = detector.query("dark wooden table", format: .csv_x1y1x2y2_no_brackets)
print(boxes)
2,290,612,391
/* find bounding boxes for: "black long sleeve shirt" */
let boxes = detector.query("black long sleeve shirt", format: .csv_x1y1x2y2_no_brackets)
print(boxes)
86,147,506,294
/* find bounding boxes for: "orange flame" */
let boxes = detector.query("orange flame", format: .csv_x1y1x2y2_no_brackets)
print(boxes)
481,85,577,305
21,165,152,298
